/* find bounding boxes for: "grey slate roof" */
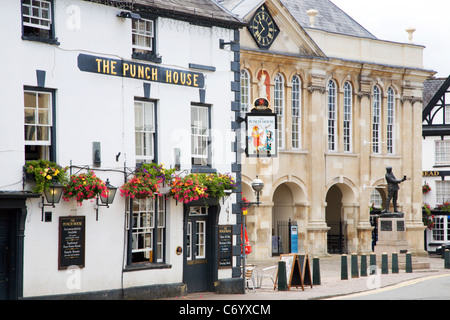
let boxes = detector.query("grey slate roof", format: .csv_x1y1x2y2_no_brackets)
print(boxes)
281,0,376,39
218,0,376,39
85,0,243,27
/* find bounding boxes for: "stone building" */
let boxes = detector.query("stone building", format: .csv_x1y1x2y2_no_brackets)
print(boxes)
219,0,434,258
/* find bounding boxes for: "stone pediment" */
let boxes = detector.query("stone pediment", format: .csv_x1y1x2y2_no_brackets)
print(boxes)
223,0,326,58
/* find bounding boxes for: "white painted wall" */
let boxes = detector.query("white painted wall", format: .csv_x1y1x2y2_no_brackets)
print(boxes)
0,0,237,297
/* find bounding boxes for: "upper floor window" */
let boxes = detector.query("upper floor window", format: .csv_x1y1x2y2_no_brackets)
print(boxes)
387,87,395,154
240,69,250,112
291,75,301,149
191,104,210,167
134,99,156,163
132,18,161,63
343,81,353,152
327,80,337,151
372,85,381,154
435,140,450,165
274,73,285,149
24,88,55,161
21,0,58,44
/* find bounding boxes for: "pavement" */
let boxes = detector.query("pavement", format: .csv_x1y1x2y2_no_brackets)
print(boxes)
165,253,450,300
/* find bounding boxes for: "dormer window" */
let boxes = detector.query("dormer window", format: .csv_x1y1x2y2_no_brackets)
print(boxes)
132,18,161,63
21,0,58,44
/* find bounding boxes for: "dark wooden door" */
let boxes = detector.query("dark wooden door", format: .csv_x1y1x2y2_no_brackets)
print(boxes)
0,212,12,300
183,206,216,293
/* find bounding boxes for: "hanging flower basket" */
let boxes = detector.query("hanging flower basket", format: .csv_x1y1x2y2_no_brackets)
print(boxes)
24,159,68,193
422,182,431,194
169,172,236,205
63,170,108,205
119,163,175,199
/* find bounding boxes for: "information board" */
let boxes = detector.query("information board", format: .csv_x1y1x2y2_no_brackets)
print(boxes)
218,225,232,268
58,216,85,270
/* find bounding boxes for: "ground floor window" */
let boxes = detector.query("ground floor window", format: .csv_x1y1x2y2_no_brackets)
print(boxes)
127,196,166,264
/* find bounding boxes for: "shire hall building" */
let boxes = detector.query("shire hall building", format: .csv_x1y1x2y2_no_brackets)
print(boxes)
219,0,434,259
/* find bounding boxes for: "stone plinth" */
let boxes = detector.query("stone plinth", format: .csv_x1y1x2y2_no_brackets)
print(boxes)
374,217,409,255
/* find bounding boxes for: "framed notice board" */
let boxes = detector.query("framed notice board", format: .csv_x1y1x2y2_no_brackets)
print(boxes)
218,225,233,268
58,216,85,270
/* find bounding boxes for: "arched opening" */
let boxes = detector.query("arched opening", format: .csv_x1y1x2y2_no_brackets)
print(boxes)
272,184,294,256
325,182,356,254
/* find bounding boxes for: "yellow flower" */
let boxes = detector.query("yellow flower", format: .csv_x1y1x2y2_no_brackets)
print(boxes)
53,169,60,176
46,175,52,180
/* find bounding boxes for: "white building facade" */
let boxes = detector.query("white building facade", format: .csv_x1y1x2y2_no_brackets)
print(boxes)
0,0,244,299
422,76,450,252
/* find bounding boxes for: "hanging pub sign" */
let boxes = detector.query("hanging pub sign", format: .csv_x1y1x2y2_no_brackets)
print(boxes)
58,216,85,270
246,98,277,157
77,53,205,88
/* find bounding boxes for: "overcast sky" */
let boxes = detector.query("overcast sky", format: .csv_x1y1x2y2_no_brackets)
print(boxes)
331,0,450,78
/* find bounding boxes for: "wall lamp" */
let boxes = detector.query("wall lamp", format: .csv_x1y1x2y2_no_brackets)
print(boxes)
95,179,117,221
240,176,264,209
118,11,142,20
40,181,64,221
219,39,238,49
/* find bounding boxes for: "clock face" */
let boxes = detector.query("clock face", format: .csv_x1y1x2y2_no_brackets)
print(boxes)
248,6,279,49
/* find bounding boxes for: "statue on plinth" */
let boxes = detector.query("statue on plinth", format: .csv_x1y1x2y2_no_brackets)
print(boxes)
381,166,407,218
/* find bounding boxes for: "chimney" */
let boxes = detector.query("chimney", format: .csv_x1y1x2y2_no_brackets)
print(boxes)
405,27,416,44
306,9,318,28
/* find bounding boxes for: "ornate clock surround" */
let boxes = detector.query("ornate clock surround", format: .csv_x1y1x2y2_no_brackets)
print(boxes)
248,5,280,50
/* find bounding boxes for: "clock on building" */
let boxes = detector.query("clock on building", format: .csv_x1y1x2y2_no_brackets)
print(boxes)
248,5,280,50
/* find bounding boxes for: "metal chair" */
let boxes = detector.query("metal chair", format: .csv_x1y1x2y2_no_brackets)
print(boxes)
258,265,277,288
245,266,256,292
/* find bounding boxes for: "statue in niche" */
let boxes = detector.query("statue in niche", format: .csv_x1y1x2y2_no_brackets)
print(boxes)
381,166,408,218
257,73,267,98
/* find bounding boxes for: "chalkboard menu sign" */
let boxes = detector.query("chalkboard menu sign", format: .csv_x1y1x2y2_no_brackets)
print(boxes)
218,225,232,269
58,216,85,270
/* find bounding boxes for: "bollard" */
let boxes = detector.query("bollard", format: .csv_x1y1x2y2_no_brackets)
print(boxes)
445,250,450,269
369,253,377,275
381,253,388,274
351,253,359,278
392,252,399,274
405,252,413,273
313,257,321,285
442,245,446,259
277,260,288,291
341,254,348,280
360,254,367,277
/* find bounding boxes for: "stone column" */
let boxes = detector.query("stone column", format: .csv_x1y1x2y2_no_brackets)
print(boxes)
356,80,374,253
306,74,329,256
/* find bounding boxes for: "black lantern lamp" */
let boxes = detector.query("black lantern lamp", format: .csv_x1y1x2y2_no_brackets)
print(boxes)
95,179,117,221
41,181,64,221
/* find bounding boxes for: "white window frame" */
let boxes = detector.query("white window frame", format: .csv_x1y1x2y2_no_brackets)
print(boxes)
195,221,206,259
435,140,450,165
22,0,52,30
436,180,450,204
131,198,155,259
327,80,337,151
191,105,210,166
132,18,154,53
24,90,52,146
240,69,250,112
372,85,381,154
387,87,395,154
274,73,285,149
432,216,445,241
291,75,301,149
134,100,155,162
186,222,192,261
343,81,352,152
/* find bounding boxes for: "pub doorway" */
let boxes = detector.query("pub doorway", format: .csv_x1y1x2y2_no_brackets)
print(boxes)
326,185,346,254
183,205,218,293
